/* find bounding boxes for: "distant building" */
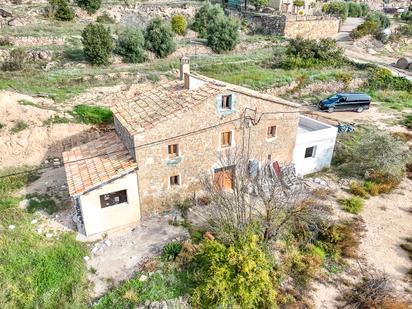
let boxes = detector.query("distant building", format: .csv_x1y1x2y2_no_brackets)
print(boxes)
63,57,337,237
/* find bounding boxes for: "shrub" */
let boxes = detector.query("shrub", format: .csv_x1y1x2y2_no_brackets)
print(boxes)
333,127,410,182
250,0,269,10
398,24,412,37
162,241,182,261
339,196,364,214
2,48,27,71
115,29,146,63
293,0,304,7
347,2,369,17
0,37,13,46
206,15,240,53
170,14,187,35
192,2,225,38
48,0,75,21
349,182,369,198
351,12,390,40
96,13,115,24
322,2,348,20
278,37,344,69
400,114,412,130
191,232,277,308
75,0,101,15
71,104,113,125
81,23,113,65
144,18,175,58
10,121,28,134
367,67,412,92
26,193,59,215
400,5,412,22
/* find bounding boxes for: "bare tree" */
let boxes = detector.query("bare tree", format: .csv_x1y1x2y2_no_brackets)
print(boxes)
199,146,330,244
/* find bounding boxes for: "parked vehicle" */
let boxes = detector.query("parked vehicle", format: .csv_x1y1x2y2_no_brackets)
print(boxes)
319,93,371,113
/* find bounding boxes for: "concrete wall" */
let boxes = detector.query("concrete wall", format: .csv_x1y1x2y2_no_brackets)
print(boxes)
284,17,341,39
292,116,338,176
133,83,299,214
79,172,141,236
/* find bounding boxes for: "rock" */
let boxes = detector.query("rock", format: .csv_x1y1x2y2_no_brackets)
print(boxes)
139,274,148,282
8,224,16,230
30,219,38,224
36,227,42,234
38,51,51,60
0,9,13,18
396,57,411,70
19,199,29,208
104,239,112,247
83,256,90,261
45,233,53,238
92,246,99,254
8,17,25,27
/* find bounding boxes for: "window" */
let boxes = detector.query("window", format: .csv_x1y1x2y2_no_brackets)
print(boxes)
221,95,232,109
267,126,277,138
304,146,316,158
221,131,232,147
168,144,179,157
99,190,128,208
170,175,180,186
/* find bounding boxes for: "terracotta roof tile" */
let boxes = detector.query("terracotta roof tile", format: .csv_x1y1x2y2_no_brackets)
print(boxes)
63,132,137,196
112,79,225,135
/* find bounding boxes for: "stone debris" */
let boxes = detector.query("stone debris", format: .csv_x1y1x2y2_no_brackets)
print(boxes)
137,296,190,309
139,274,148,282
84,256,90,262
31,219,38,224
45,233,53,238
8,224,16,230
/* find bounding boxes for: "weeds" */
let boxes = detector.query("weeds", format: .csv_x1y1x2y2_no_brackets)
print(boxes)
0,167,40,195
43,115,72,126
339,196,364,214
10,121,29,133
400,114,412,130
26,193,59,215
162,241,183,261
71,104,113,125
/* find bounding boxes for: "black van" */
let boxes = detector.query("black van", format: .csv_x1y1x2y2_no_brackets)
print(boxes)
319,93,371,113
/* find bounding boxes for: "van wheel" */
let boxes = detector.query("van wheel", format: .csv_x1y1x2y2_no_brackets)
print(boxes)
356,107,364,113
327,107,335,113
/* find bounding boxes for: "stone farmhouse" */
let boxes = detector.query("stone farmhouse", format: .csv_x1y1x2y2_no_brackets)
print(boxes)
63,58,337,237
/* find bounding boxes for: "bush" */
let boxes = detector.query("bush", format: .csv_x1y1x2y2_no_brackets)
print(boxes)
115,29,146,63
71,104,113,125
48,0,75,21
400,114,412,130
398,24,412,37
144,18,175,58
367,67,412,92
170,14,187,35
334,127,411,182
349,182,369,198
96,13,115,24
206,15,240,53
339,196,364,214
322,1,348,20
278,37,344,69
75,0,101,15
2,48,27,71
26,194,59,215
0,37,13,46
191,232,277,308
192,2,225,38
250,0,269,10
400,5,412,22
347,2,369,17
351,12,390,40
162,241,182,261
81,23,113,65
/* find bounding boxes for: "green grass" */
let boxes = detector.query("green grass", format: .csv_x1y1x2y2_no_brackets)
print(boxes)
339,196,364,214
43,115,72,126
10,121,29,134
0,167,40,195
0,196,89,308
400,114,412,130
366,89,412,110
26,193,59,215
94,263,192,308
0,122,4,130
71,104,113,125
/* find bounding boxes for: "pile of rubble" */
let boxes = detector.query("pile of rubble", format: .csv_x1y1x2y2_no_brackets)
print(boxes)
137,296,190,309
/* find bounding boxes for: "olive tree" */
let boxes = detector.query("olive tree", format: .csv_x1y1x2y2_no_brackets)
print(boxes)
206,15,240,53
115,28,146,63
144,18,176,58
81,23,113,65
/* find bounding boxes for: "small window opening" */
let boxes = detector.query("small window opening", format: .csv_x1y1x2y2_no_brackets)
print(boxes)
267,126,277,138
304,146,316,158
221,131,232,147
170,175,180,186
168,144,179,157
99,190,128,208
221,95,232,109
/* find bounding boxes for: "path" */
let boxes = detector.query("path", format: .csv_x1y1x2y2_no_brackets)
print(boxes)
335,17,364,45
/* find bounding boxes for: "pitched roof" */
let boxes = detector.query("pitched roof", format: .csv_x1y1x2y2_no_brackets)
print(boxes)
112,79,225,135
62,132,137,196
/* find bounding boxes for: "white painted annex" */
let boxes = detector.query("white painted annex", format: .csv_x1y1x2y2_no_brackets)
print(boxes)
293,116,338,176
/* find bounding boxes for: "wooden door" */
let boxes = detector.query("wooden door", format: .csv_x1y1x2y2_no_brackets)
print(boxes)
213,167,235,190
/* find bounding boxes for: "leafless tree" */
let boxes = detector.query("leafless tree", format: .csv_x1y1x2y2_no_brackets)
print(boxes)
199,146,330,244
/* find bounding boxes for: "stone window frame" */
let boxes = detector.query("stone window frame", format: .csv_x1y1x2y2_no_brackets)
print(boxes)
266,125,277,141
219,129,235,150
169,174,181,187
168,144,180,158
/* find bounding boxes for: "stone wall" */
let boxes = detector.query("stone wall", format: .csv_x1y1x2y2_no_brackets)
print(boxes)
284,17,341,39
236,11,340,39
133,79,299,214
